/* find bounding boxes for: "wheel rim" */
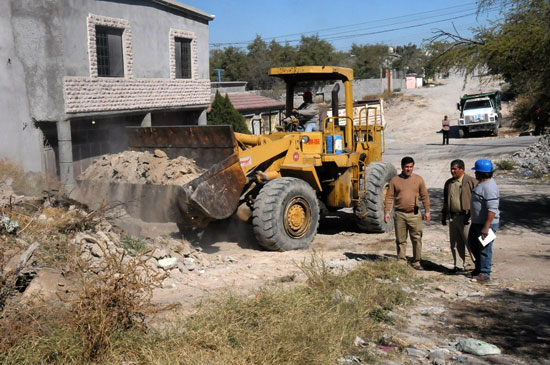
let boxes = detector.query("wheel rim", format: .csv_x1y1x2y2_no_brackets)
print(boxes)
284,197,311,238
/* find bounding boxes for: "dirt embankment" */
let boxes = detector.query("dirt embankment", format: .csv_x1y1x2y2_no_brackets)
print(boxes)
79,149,204,185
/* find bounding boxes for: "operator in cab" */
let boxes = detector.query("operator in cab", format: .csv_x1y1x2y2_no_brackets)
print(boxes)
293,91,319,132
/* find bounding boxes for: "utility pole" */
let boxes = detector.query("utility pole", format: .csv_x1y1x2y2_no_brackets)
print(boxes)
214,68,224,83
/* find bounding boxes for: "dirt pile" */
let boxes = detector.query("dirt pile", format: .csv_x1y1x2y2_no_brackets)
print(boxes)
79,150,205,185
510,134,550,178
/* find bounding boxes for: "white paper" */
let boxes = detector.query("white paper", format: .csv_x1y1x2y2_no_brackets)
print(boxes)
478,228,496,247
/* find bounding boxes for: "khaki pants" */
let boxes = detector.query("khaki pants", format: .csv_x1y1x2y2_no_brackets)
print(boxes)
394,211,423,262
449,214,474,268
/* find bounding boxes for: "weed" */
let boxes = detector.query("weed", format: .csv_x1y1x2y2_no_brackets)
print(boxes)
495,160,515,170
369,306,394,324
68,247,166,360
119,235,148,256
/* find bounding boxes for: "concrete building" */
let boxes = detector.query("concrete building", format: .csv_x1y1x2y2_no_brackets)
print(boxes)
0,0,214,188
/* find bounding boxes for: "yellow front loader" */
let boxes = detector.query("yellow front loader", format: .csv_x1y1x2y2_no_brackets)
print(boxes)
76,66,396,251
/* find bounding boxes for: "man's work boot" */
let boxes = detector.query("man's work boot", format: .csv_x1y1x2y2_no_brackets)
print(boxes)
472,274,490,283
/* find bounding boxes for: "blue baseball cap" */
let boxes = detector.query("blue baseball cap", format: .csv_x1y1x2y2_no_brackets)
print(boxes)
472,159,494,173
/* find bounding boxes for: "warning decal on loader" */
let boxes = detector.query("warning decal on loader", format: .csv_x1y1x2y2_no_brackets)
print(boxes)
240,156,252,167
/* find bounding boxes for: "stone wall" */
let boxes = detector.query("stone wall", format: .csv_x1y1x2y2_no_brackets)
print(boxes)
63,78,210,113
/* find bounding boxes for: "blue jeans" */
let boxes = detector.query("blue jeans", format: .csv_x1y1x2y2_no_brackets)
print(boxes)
304,122,317,132
468,223,498,276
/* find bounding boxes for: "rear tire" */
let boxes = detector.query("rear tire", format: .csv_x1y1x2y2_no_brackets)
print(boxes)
458,128,467,138
252,177,319,251
354,162,397,233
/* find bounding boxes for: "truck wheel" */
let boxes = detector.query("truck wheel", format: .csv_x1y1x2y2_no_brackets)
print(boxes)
354,162,397,233
492,125,499,136
252,177,319,251
458,128,466,138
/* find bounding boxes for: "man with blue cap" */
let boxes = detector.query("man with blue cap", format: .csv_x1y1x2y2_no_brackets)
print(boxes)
468,159,500,283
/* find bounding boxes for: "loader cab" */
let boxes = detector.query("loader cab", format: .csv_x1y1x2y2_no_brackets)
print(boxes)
269,66,354,150
268,66,383,160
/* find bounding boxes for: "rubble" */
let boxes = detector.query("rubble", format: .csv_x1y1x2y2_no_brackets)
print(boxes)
509,135,550,178
79,150,205,185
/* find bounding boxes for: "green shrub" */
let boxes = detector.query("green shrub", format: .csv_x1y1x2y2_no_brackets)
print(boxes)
208,91,250,134
495,160,515,171
119,235,147,256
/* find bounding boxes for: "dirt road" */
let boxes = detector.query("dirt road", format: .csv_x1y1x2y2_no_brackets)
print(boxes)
150,75,550,363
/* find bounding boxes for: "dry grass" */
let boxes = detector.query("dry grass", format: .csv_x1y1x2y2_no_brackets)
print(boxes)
1,246,167,363
1,252,417,364
67,247,167,360
0,160,419,364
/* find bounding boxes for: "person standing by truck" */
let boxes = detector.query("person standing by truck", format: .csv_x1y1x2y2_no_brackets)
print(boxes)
441,115,450,145
468,159,500,283
384,156,431,269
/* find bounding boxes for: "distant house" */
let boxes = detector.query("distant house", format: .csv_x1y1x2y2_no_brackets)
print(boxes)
210,83,285,134
0,0,214,188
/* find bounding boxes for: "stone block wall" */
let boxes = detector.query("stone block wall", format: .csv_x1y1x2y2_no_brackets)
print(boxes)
63,77,210,113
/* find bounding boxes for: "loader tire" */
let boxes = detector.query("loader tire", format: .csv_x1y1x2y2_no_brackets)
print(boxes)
252,177,319,251
354,162,397,233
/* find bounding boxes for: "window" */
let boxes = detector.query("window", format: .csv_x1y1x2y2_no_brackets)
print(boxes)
464,99,492,110
175,37,192,79
96,26,124,77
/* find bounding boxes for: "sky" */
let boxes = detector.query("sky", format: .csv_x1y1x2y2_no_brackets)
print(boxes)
180,0,503,52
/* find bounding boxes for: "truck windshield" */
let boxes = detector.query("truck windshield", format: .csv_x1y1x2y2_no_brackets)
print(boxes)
464,99,492,110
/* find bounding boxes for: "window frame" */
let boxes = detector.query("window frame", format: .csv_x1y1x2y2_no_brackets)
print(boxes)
95,25,125,77
169,29,197,80
175,37,192,79
87,14,132,79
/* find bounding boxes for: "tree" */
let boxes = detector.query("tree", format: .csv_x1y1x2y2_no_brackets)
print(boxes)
427,0,550,132
209,46,248,82
295,35,335,66
246,36,273,90
269,40,296,67
207,91,250,134
391,44,426,75
350,43,389,78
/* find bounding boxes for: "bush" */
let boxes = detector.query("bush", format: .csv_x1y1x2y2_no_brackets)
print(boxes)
495,160,515,171
208,91,250,134
68,249,165,360
512,94,550,135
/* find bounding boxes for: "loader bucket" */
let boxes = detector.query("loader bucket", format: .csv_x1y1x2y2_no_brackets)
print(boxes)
74,126,246,228
176,152,247,227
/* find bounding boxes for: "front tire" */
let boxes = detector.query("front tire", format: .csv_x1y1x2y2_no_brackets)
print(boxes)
252,177,320,251
354,162,397,233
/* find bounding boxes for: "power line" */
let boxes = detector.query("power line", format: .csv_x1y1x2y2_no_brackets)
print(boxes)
211,9,498,50
209,2,494,47
255,3,478,42
290,7,485,43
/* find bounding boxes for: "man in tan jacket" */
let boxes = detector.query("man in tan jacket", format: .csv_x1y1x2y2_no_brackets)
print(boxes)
384,156,430,269
441,159,477,272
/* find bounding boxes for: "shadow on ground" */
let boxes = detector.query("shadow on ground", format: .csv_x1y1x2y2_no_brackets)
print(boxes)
434,287,550,360
499,191,550,234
